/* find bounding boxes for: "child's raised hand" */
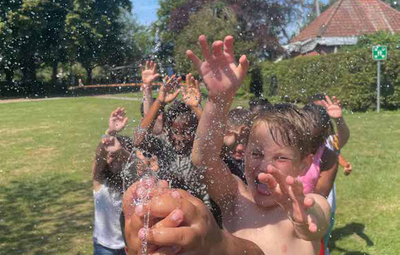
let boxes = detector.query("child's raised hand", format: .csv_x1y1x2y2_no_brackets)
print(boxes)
108,107,128,135
181,73,201,107
186,35,249,99
344,162,352,176
102,136,122,155
141,60,160,89
321,95,343,119
157,74,181,104
258,166,319,233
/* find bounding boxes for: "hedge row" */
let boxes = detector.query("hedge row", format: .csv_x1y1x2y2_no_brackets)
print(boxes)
260,49,400,111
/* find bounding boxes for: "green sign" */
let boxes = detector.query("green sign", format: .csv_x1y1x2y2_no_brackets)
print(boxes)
372,45,387,61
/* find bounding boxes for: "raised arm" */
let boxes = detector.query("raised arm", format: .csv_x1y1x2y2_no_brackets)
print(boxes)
188,35,249,206
105,107,128,136
92,136,130,191
133,75,180,148
141,60,160,116
92,141,108,191
321,96,350,148
315,149,339,197
181,73,203,119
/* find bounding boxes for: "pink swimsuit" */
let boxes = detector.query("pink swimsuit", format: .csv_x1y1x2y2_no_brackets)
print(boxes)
298,145,325,194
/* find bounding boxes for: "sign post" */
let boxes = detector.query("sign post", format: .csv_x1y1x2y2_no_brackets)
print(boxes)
372,45,387,113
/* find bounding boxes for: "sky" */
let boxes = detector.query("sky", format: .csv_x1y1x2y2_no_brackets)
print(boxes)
129,0,331,31
130,0,160,25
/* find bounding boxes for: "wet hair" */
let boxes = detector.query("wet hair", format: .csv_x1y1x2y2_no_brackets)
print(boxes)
249,97,273,112
163,100,198,134
227,107,252,128
249,103,314,158
303,103,334,153
308,93,326,104
101,136,134,193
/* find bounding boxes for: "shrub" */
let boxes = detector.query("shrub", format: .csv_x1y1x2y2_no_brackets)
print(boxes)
261,49,400,111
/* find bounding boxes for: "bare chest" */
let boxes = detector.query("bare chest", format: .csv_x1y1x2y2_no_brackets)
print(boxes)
223,201,319,255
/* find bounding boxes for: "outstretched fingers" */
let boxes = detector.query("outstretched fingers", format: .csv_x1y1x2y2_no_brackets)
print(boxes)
199,34,211,60
186,50,202,71
267,165,290,195
258,172,277,190
236,55,249,82
186,73,192,89
212,40,224,58
223,35,234,55
325,95,333,105
286,176,317,229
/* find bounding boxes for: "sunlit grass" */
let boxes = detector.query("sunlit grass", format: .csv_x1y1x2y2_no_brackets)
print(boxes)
0,96,398,254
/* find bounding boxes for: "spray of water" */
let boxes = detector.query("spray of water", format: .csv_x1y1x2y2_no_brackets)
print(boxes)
121,141,159,255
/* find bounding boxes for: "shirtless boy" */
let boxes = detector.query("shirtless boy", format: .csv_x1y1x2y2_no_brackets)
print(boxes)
123,35,331,255
189,35,331,255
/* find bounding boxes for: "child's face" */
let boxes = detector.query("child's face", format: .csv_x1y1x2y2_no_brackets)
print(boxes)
168,116,196,154
223,125,247,160
107,153,123,174
244,122,306,208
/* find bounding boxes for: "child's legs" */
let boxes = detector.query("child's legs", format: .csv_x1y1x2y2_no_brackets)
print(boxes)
324,184,337,248
93,242,126,255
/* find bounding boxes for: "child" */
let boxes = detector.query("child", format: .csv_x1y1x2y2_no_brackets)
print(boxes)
248,97,273,113
140,61,172,136
299,103,337,195
307,94,351,255
221,107,252,183
125,35,331,255
190,35,330,255
133,74,210,207
92,107,132,255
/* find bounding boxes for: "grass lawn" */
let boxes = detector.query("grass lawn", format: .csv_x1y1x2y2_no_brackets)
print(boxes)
0,95,399,255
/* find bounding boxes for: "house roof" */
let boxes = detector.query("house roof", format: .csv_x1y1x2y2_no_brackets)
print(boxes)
291,0,400,43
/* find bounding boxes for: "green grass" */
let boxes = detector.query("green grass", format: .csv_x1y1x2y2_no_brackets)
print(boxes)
0,97,141,255
0,96,399,255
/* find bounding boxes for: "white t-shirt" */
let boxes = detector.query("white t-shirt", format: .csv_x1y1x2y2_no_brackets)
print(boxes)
93,184,125,249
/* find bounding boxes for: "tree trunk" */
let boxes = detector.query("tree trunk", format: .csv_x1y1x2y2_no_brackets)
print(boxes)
5,68,14,83
52,61,58,85
86,67,93,85
22,58,37,84
22,58,38,94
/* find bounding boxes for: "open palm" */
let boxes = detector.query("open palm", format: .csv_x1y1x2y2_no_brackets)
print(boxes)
102,136,122,154
158,75,181,104
321,95,342,119
186,35,249,98
141,61,160,87
109,107,128,133
182,73,201,107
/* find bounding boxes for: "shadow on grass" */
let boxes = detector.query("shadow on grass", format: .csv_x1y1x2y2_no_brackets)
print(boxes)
0,174,92,255
329,222,374,255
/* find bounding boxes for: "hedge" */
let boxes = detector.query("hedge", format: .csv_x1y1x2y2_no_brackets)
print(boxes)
260,49,400,111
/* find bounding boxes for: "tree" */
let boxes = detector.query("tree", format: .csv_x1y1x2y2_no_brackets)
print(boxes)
0,0,72,88
155,0,299,67
65,0,132,84
173,3,256,73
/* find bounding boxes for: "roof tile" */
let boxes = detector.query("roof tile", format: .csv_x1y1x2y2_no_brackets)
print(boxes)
291,0,400,43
